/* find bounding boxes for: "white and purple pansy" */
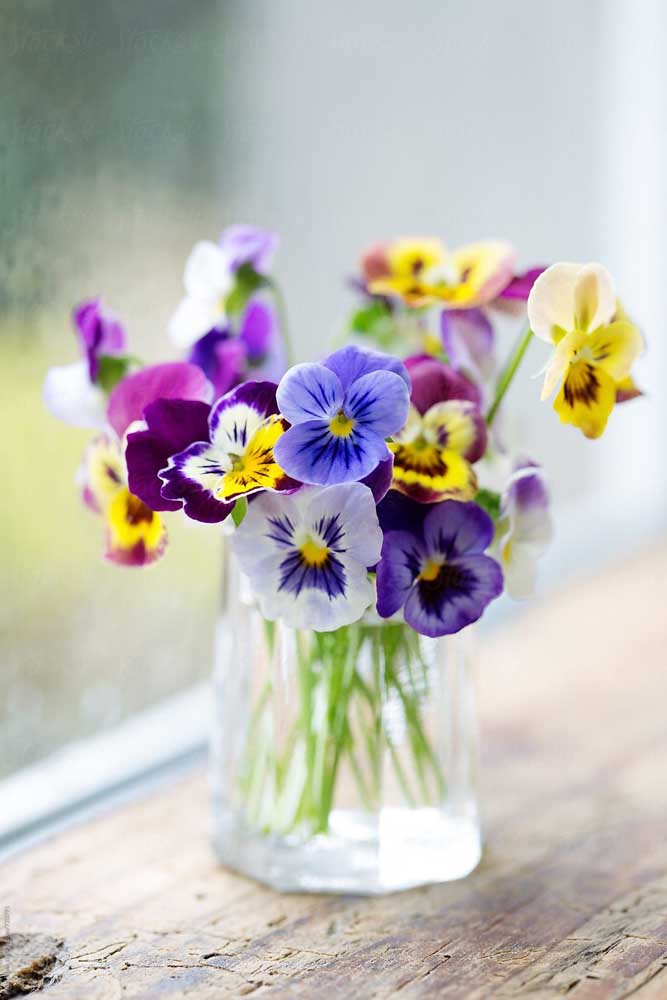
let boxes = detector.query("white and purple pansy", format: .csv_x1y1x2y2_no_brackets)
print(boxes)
159,381,299,523
496,459,553,599
232,483,383,631
43,297,127,429
376,492,503,636
273,345,411,486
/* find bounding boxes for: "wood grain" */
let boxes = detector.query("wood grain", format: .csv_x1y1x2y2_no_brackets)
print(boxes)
2,544,667,998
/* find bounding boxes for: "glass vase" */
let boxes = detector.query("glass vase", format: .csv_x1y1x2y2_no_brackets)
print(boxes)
210,550,482,894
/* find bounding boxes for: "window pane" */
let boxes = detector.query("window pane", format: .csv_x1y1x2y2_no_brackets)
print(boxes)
1,0,227,776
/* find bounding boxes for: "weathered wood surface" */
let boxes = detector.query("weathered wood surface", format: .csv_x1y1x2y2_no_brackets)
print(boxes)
2,545,667,999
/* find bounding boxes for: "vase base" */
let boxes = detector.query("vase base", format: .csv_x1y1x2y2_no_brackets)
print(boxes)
212,806,482,895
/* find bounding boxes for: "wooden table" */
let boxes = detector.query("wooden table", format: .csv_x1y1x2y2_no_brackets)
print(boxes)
3,546,667,999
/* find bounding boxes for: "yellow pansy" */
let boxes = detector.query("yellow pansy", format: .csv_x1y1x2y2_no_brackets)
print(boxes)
368,237,516,310
527,263,643,439
79,435,167,566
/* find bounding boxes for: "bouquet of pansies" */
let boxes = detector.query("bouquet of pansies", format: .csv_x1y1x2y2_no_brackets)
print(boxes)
44,226,645,846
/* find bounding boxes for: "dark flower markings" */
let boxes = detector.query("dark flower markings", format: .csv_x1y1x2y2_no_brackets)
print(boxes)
124,494,155,526
417,562,474,618
299,379,341,419
105,463,123,485
268,513,348,600
563,362,600,409
297,424,366,472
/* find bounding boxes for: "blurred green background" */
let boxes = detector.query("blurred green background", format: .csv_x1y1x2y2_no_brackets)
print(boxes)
0,1,233,776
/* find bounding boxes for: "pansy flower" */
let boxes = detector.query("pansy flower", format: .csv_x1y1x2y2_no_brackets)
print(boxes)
527,263,644,439
168,241,235,350
169,227,278,350
273,345,410,485
43,298,127,429
495,459,553,599
188,298,286,398
107,361,212,438
376,493,503,636
389,356,486,503
364,237,516,310
232,483,383,631
440,308,496,386
78,434,167,567
159,381,297,523
219,224,278,274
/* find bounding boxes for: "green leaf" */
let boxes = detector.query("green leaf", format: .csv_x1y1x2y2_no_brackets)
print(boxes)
349,300,392,335
475,488,502,521
225,264,268,317
231,497,248,527
96,354,136,393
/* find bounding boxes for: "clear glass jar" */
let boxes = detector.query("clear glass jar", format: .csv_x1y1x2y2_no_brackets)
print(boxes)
210,549,481,894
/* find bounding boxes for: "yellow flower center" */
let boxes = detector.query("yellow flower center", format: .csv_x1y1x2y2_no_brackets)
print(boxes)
419,558,442,582
299,536,330,566
329,410,356,437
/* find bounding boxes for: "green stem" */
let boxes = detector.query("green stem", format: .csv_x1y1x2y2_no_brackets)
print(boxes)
486,325,534,428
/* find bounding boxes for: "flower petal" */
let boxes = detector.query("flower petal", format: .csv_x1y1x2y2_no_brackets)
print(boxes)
105,487,167,567
107,362,212,438
422,400,487,463
219,225,278,274
527,262,581,343
168,295,224,350
423,499,495,558
125,399,211,511
440,308,496,383
585,321,643,381
208,380,279,450
159,441,232,523
390,442,477,503
343,369,410,437
74,298,126,381
404,355,481,413
188,329,247,399
498,267,546,302
274,419,389,485
322,344,410,391
239,299,274,361
573,263,616,333
447,240,517,307
553,360,616,439
540,331,583,401
376,529,425,619
78,434,125,513
43,360,108,429
184,240,233,299
361,454,394,503
276,362,343,424
215,415,297,503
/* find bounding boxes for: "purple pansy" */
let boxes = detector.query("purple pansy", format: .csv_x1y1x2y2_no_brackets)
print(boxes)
74,298,126,382
403,354,481,414
159,381,298,524
126,399,212,512
219,224,278,274
107,361,212,438
188,298,285,398
376,494,503,636
273,345,410,486
498,267,546,302
440,309,496,385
